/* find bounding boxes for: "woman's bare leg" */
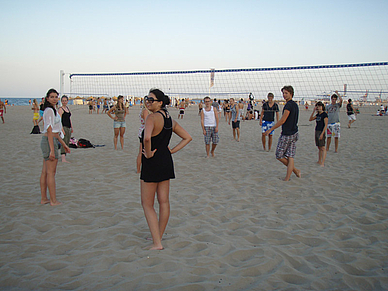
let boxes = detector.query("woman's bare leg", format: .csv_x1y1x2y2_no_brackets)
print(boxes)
40,159,50,204
141,181,163,250
113,128,119,150
119,127,125,149
46,159,61,205
156,180,170,238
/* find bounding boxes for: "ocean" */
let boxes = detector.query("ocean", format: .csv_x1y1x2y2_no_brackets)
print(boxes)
0,98,78,106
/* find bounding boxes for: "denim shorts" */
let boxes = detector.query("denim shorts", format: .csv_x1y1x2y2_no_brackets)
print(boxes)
114,121,126,128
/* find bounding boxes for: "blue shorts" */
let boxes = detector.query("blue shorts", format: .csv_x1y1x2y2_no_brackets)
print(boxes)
262,121,275,135
39,110,44,117
114,121,126,128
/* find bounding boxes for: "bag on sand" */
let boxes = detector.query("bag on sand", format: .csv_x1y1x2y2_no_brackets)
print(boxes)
30,125,40,134
78,138,94,148
69,137,78,148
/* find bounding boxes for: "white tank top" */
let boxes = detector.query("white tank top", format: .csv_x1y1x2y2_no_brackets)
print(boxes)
203,106,216,127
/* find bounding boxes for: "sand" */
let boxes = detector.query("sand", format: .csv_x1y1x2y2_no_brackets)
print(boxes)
0,103,387,290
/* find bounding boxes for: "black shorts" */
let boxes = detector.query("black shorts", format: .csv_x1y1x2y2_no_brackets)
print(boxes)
232,120,240,129
315,130,326,147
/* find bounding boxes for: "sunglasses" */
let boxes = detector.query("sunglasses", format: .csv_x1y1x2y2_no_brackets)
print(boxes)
145,97,160,103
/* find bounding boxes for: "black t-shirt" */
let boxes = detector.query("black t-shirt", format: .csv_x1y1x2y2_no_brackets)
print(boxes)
262,102,279,122
315,112,328,131
281,100,299,135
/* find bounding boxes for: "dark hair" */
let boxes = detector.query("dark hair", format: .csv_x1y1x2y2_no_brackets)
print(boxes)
315,101,325,111
331,94,338,99
149,89,170,108
348,98,352,103
281,86,294,97
61,95,68,101
267,92,274,98
43,88,59,115
117,95,124,110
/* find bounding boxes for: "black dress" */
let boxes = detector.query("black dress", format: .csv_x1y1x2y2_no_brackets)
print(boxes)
140,109,175,183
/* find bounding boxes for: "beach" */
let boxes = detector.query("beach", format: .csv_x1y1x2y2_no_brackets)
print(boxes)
0,104,387,290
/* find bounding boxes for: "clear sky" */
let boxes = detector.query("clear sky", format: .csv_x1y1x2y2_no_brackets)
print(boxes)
0,0,387,97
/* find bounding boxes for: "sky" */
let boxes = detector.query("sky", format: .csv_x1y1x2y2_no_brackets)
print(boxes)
0,0,387,98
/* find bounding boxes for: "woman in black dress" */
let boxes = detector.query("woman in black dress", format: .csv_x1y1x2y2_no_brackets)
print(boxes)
141,89,192,250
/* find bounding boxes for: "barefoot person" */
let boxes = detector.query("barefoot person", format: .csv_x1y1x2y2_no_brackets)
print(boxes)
107,95,128,150
200,96,219,157
309,101,328,167
58,95,73,163
0,99,6,123
137,97,150,173
264,86,301,181
140,89,192,250
326,91,343,152
40,89,70,206
260,93,279,151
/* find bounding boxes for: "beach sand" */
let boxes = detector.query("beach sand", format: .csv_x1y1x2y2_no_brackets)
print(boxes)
0,104,387,290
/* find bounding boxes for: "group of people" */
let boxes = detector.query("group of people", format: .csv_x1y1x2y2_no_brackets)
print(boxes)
36,85,359,250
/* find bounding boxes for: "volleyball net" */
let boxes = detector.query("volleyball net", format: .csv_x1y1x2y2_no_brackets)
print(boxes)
67,62,388,102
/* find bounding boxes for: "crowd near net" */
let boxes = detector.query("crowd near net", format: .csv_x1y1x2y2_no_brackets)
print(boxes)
68,62,388,102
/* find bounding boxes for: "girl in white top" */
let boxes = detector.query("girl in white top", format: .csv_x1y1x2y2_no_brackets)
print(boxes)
40,89,70,206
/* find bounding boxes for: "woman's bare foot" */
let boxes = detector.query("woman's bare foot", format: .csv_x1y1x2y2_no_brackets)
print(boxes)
50,201,62,206
41,199,50,205
295,169,302,178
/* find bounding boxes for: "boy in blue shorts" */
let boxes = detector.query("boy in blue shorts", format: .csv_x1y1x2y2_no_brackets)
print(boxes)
264,86,301,181
260,93,279,151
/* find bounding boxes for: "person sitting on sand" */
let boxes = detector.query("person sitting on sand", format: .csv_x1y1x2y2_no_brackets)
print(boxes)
309,101,328,167
40,89,70,206
264,86,301,181
141,89,192,250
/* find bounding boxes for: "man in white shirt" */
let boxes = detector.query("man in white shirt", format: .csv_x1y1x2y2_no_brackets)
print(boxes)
201,96,219,157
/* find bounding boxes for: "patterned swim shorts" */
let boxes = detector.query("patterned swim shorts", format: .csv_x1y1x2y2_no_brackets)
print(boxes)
327,122,340,138
275,132,299,159
204,126,219,144
261,120,275,135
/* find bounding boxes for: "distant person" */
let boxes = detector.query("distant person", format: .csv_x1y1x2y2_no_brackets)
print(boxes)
141,88,192,250
198,100,203,115
309,101,328,167
0,99,6,123
96,97,101,114
58,95,73,163
238,99,244,120
107,95,128,150
212,98,218,109
326,91,343,152
137,96,150,173
178,99,186,119
88,99,93,114
224,99,231,123
260,93,279,151
38,98,44,125
347,99,357,128
102,98,109,113
201,96,219,157
229,98,241,141
40,89,70,206
264,86,301,181
32,99,40,127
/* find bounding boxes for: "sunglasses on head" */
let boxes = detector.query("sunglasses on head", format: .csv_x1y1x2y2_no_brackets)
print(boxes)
145,96,159,103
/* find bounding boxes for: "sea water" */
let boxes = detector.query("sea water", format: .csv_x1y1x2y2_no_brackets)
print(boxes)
0,98,78,106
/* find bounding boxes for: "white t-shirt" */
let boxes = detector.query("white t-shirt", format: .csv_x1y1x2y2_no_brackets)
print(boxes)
42,108,64,138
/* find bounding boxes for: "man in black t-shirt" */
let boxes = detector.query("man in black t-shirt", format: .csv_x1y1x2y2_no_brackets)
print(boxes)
264,86,301,181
